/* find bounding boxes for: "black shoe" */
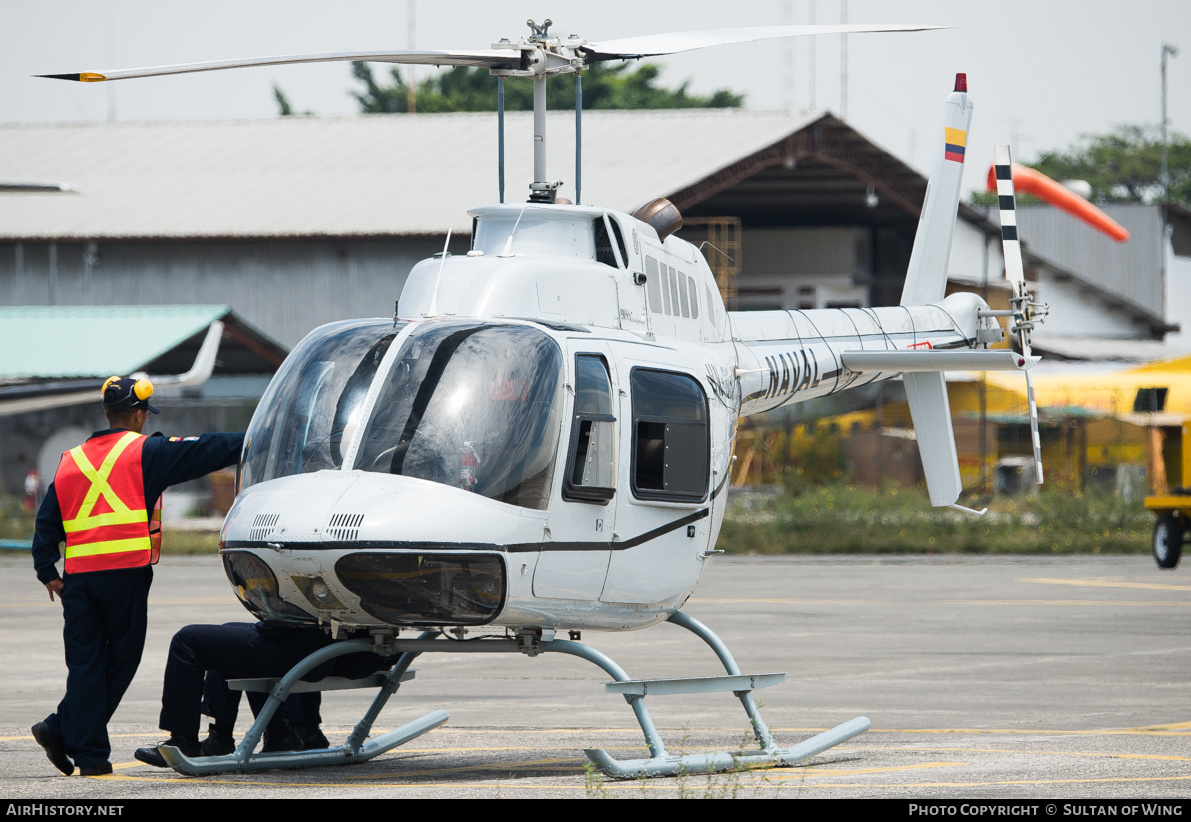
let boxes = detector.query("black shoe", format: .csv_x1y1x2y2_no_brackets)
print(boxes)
292,723,330,750
134,735,200,768
79,761,112,776
201,725,236,757
261,724,304,753
32,721,73,776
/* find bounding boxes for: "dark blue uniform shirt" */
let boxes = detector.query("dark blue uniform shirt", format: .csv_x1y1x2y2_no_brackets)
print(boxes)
32,429,245,584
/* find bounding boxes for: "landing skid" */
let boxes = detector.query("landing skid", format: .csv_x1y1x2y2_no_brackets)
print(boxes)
156,614,869,779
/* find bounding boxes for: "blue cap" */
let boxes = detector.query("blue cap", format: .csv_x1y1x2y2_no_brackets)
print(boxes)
101,376,160,415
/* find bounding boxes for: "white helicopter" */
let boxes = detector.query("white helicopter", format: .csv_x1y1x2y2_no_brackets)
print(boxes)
43,19,1046,778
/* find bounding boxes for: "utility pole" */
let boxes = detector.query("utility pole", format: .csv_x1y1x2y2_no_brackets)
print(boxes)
808,0,816,109
407,0,417,113
840,0,848,119
1162,43,1178,200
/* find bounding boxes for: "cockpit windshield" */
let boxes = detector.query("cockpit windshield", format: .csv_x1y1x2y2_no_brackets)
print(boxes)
240,320,398,491
354,322,563,510
471,215,596,260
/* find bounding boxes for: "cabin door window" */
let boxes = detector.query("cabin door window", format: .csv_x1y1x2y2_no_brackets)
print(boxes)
629,369,709,502
563,354,616,503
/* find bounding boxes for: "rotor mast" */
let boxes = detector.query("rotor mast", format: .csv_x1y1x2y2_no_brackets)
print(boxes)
491,20,587,203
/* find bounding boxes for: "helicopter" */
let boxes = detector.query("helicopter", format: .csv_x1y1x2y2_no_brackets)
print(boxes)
41,19,1047,779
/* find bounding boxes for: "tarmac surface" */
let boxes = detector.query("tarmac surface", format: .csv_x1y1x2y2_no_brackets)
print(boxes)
1,552,1188,799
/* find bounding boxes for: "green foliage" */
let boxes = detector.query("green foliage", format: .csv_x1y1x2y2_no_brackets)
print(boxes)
970,125,1191,208
1032,125,1191,205
273,84,294,116
0,496,34,541
350,61,744,113
719,484,1152,555
968,190,1043,208
273,84,313,117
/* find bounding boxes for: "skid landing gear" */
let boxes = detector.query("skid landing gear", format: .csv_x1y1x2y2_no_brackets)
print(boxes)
156,616,869,779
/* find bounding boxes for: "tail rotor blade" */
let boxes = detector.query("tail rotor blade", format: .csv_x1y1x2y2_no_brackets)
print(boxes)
995,144,1044,485
1026,369,1044,484
993,145,1025,296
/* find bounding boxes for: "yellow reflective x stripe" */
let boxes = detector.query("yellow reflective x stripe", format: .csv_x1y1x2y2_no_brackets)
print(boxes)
65,536,151,558
61,431,143,533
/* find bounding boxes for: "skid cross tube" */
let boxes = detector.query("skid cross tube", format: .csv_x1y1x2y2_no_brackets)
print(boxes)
156,622,867,780
159,632,446,775
570,612,870,779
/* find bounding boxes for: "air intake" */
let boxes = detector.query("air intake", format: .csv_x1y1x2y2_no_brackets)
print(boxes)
326,513,365,542
248,513,280,542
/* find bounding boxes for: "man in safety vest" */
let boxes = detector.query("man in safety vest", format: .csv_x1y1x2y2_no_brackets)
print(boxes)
30,376,244,776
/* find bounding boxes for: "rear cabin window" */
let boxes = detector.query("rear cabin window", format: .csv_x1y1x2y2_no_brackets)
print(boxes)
630,369,709,502
643,255,699,319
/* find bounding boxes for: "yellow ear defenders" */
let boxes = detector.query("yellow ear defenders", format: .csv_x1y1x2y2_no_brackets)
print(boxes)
101,376,120,397
133,379,154,401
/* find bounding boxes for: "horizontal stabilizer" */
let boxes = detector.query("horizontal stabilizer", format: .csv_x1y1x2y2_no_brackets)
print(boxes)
903,371,961,507
842,350,1035,373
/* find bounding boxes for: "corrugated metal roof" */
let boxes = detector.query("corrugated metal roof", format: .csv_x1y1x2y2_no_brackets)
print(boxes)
0,304,228,378
0,110,823,240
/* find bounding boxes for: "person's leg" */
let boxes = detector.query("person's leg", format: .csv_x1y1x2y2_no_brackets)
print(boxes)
100,567,152,723
56,574,111,768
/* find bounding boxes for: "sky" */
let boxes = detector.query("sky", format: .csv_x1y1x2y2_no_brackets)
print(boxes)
3,0,1190,198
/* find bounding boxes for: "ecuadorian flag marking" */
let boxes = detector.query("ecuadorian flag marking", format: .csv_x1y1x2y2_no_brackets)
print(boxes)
944,127,967,164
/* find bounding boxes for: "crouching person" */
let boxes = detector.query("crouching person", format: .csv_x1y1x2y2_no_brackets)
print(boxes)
135,621,386,767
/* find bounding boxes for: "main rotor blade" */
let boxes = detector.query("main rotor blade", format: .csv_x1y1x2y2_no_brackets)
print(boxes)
38,48,524,82
583,24,945,61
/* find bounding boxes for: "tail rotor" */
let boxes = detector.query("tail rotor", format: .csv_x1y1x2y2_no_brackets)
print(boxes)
993,145,1048,484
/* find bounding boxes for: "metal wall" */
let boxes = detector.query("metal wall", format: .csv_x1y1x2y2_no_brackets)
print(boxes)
1017,204,1165,323
0,236,465,348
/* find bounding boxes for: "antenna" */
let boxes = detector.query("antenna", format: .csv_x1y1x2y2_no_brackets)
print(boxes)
427,224,452,315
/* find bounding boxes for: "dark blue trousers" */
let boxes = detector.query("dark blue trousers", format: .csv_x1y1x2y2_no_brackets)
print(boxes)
160,622,379,738
44,566,153,768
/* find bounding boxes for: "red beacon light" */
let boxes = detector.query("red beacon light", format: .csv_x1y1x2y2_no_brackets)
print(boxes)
954,73,967,93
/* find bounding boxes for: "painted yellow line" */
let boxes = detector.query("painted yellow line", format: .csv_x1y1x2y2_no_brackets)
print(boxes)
692,597,1191,607
849,726,1191,737
351,757,582,780
691,598,886,605
11,721,1190,745
1020,576,1191,592
766,761,963,779
893,746,1191,762
791,774,1191,789
939,599,1191,607
88,770,1191,792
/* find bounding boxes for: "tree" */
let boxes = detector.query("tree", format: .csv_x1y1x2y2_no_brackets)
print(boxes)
969,125,1191,208
1032,125,1191,206
349,61,744,114
272,84,313,117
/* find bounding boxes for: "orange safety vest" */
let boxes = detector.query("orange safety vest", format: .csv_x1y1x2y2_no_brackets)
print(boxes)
55,430,162,574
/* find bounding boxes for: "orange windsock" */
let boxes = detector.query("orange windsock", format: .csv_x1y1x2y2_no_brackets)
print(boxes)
985,163,1130,243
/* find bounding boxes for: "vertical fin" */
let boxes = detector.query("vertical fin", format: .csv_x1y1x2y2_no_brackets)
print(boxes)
900,74,974,307
900,75,971,507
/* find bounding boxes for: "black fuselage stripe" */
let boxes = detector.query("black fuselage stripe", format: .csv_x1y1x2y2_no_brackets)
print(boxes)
222,508,711,555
